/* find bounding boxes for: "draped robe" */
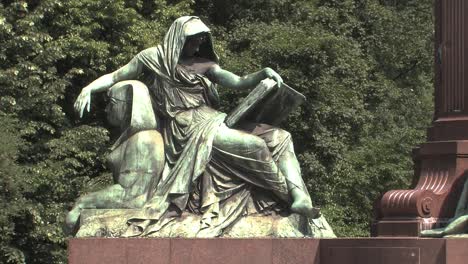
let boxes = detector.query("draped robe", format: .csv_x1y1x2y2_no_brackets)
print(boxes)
125,16,294,237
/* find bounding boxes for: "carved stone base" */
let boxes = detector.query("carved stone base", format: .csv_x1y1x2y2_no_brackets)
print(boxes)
76,209,336,238
68,237,468,264
373,140,468,236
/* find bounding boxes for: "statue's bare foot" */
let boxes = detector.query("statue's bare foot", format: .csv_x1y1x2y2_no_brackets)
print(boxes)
420,228,445,238
290,194,321,219
65,207,81,235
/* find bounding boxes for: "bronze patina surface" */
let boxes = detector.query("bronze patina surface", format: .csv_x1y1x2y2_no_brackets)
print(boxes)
69,16,334,238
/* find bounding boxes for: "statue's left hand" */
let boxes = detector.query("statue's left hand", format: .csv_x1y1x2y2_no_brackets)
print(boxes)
264,67,283,88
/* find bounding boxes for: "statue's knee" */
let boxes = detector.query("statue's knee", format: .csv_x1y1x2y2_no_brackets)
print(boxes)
247,136,272,160
248,136,268,150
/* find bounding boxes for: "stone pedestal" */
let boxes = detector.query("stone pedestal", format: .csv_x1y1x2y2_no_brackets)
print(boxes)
68,237,468,264
68,238,321,264
373,141,468,236
372,0,468,236
75,209,335,238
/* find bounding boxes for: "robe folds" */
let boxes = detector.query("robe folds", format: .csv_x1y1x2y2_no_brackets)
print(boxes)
125,16,294,237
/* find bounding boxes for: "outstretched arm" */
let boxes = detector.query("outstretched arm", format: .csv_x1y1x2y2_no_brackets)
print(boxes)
74,58,144,118
208,65,283,90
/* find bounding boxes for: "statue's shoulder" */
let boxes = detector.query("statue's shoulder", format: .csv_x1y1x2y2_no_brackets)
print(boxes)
140,46,159,52
136,46,161,59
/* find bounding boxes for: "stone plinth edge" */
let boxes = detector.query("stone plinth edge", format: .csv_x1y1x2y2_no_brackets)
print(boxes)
68,237,468,264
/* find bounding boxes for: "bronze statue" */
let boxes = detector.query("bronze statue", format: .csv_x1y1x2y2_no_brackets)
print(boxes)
66,81,165,231
72,16,327,237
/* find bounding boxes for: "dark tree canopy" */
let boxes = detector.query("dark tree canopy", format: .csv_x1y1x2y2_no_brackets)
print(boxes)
0,0,433,263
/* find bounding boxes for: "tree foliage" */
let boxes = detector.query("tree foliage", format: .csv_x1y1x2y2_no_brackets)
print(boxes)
205,0,433,236
0,0,434,262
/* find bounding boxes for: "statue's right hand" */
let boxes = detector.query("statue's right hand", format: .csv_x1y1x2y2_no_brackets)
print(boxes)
74,87,92,118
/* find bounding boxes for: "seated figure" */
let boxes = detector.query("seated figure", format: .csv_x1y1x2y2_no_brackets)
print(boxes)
66,81,165,231
72,16,332,238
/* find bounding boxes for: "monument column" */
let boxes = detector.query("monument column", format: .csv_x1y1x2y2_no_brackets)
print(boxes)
372,0,468,236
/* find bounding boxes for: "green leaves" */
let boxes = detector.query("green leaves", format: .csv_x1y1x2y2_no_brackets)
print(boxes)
211,0,433,236
0,1,193,262
0,0,434,261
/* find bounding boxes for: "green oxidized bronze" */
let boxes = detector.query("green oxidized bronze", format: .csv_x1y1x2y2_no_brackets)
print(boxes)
66,81,165,232
70,16,335,238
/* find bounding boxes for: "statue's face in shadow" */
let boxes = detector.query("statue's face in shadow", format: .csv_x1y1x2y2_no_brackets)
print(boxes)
105,89,129,128
182,33,207,58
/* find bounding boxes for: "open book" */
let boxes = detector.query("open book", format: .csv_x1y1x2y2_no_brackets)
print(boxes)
225,79,306,128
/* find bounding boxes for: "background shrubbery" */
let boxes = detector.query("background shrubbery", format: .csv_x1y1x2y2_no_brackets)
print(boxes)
0,0,434,263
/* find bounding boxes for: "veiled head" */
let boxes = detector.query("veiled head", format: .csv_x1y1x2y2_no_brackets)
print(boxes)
161,16,218,75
